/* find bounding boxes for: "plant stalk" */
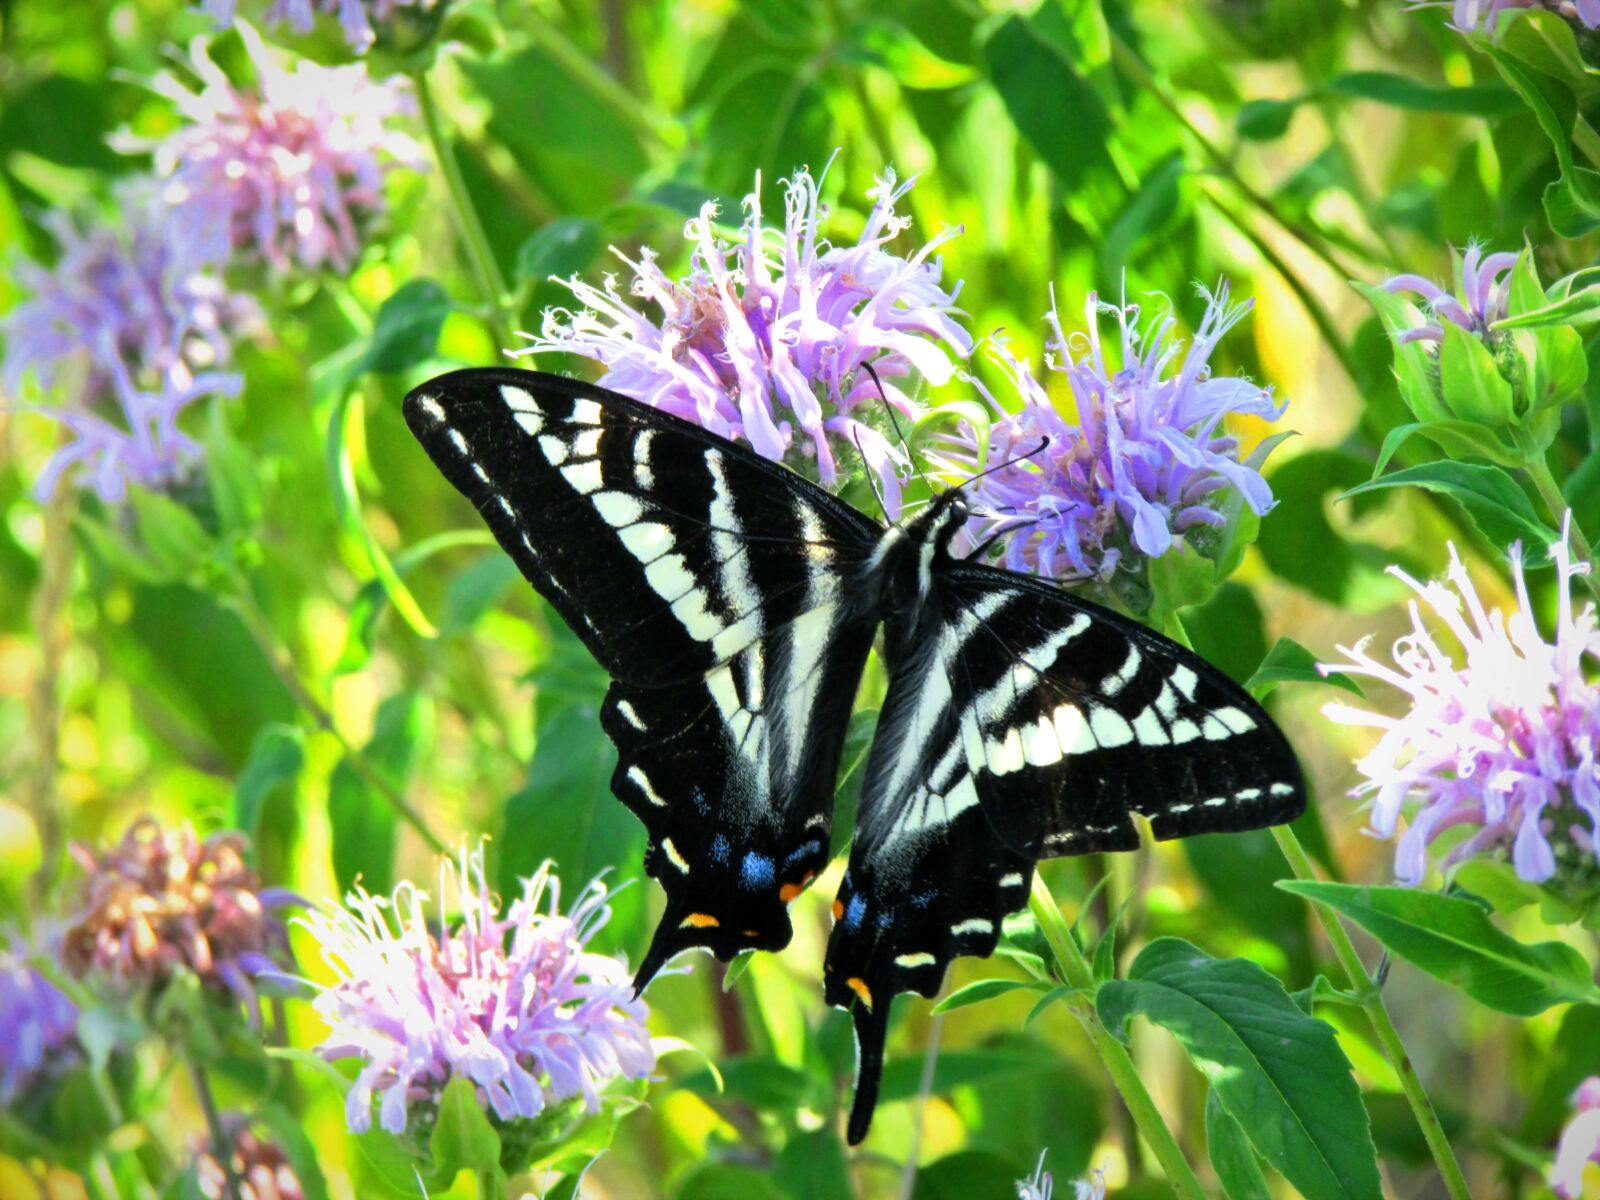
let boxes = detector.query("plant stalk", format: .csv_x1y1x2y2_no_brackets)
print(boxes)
1517,434,1599,597
1028,874,1210,1200
189,1059,242,1200
1270,826,1473,1200
410,66,515,352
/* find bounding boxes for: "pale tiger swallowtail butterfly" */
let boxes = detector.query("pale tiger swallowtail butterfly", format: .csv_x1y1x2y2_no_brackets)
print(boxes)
403,368,1306,1144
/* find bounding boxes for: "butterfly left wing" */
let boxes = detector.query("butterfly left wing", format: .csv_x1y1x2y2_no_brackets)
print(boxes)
825,565,1305,1143
404,368,883,988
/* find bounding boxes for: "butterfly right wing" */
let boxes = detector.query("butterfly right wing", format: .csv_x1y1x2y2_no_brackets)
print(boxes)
404,369,882,985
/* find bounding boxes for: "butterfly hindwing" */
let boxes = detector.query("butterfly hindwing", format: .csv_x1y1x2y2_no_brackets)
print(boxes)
826,560,1305,1142
404,369,882,982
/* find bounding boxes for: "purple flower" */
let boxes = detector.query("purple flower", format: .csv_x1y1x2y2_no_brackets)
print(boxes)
198,0,441,52
528,166,972,519
0,955,79,1106
30,358,243,503
1408,1,1600,34
937,284,1284,582
299,844,655,1136
2,180,254,404
1319,516,1600,885
1552,1078,1600,1200
139,22,421,275
1382,243,1518,344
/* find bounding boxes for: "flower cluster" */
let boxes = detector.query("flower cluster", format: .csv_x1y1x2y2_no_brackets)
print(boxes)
1382,243,1517,345
199,0,440,53
1417,0,1600,35
1319,518,1600,885
529,167,972,519
1,182,257,502
194,1120,305,1200
141,22,420,275
299,845,654,1136
939,284,1283,582
61,818,295,1019
0,955,79,1105
1552,1078,1600,1200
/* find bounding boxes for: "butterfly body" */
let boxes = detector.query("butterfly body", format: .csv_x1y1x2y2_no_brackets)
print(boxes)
404,367,1306,1144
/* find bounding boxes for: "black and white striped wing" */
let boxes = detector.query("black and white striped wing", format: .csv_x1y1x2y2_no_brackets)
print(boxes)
403,369,881,986
825,565,1304,1143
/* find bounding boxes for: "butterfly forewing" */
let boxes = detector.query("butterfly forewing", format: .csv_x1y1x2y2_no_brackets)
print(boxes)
404,369,881,982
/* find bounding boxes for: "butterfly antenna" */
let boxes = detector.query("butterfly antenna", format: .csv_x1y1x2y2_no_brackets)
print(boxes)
858,361,931,494
965,514,1043,561
959,436,1052,491
851,427,890,524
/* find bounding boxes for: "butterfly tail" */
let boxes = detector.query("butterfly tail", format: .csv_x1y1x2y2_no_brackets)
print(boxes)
632,894,692,997
846,995,891,1145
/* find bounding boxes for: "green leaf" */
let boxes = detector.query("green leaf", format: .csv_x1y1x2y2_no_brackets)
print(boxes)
1322,71,1520,115
1341,462,1558,560
1276,882,1600,1015
430,1076,503,1188
1487,49,1600,237
877,1047,1059,1105
232,724,304,838
1236,97,1298,140
1437,323,1516,427
1246,637,1364,699
329,693,431,896
773,1129,853,1200
678,1057,811,1111
1372,418,1525,471
1495,285,1600,329
1207,1089,1272,1200
252,1104,332,1200
911,1150,1030,1200
980,15,1115,192
1098,938,1381,1200
359,279,452,374
932,978,1049,1014
515,218,602,288
676,1164,789,1200
128,490,216,582
1354,283,1450,423
849,17,978,89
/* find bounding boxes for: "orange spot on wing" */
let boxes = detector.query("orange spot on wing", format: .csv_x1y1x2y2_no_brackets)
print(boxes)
743,929,760,937
779,870,816,903
831,898,844,921
681,912,720,928
846,977,873,1010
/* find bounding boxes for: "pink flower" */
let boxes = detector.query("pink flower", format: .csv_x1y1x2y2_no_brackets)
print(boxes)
1552,1078,1600,1199
299,844,655,1135
1320,516,1600,884
528,166,972,519
137,22,421,275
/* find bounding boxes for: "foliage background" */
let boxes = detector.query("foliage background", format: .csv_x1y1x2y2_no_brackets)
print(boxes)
0,0,1596,1197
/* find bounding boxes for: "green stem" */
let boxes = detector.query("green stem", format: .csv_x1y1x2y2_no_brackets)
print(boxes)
525,12,682,150
1517,433,1600,597
1107,32,1365,283
1028,875,1210,1200
477,1168,503,1200
1270,826,1473,1200
189,1059,242,1200
410,67,514,352
225,580,449,854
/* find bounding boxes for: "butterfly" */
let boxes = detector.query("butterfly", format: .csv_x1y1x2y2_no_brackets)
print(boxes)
403,367,1306,1144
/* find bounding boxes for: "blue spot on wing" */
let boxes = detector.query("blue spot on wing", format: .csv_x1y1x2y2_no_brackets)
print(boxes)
710,835,730,865
844,894,867,931
875,910,895,931
691,787,710,815
783,839,822,867
910,890,937,908
739,852,775,890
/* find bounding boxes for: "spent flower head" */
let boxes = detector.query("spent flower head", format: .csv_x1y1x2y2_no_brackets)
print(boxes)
194,1118,305,1200
199,0,442,52
139,21,421,275
1319,517,1600,886
299,844,654,1137
0,954,79,1106
529,165,972,519
1552,1078,1600,1200
61,818,295,1020
939,283,1283,584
